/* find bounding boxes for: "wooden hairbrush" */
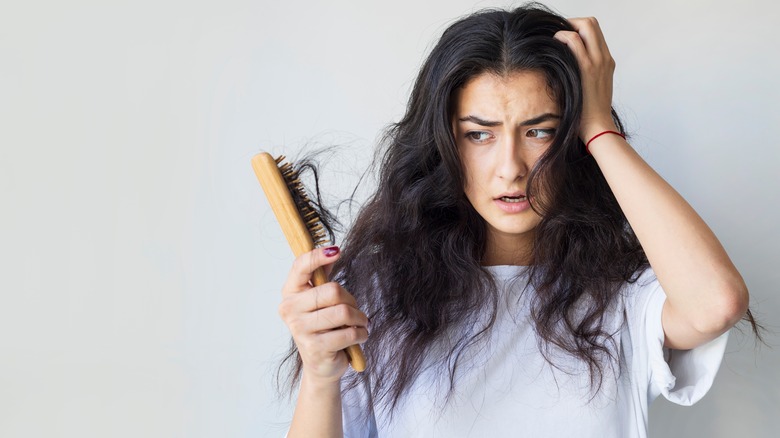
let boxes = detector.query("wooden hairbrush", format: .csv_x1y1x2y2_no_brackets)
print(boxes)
251,152,367,372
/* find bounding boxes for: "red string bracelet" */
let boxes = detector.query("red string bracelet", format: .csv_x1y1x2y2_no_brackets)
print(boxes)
585,130,626,154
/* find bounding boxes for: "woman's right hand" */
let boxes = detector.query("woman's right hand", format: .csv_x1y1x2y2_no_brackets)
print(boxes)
278,246,369,384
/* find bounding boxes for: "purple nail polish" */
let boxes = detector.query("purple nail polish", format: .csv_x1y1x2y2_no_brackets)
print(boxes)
323,246,339,257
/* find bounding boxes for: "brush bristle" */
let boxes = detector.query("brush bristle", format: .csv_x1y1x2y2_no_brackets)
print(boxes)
275,155,330,247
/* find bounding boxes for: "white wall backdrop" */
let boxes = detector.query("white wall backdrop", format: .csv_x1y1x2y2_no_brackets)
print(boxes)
1,0,778,437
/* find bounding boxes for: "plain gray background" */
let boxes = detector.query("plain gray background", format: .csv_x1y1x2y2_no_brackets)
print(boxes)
1,0,778,437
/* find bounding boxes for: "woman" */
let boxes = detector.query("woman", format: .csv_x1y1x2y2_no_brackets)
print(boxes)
276,4,756,437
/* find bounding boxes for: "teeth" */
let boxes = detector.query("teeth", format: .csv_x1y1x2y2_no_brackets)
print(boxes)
500,196,526,203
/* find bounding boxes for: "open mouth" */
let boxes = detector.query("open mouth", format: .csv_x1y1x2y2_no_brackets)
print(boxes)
498,195,527,203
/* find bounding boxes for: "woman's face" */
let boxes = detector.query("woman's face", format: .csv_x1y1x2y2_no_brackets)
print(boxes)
452,70,559,264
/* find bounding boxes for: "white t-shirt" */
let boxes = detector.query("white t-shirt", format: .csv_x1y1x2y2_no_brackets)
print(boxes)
340,266,728,438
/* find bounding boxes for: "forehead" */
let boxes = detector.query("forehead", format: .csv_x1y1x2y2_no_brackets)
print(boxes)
452,71,558,118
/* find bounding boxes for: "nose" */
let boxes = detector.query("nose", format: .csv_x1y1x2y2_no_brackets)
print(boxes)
495,133,529,181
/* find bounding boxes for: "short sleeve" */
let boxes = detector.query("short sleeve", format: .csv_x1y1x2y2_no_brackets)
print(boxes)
627,269,729,406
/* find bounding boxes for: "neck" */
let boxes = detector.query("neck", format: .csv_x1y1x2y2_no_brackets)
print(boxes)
482,228,535,266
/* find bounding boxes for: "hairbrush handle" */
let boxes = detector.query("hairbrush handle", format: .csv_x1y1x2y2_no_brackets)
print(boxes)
251,152,367,372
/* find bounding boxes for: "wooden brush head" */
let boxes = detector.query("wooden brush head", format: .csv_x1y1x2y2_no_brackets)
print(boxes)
275,156,329,248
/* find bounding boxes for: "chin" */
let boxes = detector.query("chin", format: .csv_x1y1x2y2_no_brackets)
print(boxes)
488,222,539,238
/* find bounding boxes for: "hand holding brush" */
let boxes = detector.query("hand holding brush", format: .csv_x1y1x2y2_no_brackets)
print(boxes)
252,153,368,373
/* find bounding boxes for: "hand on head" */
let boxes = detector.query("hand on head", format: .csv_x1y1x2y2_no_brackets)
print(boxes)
554,17,619,143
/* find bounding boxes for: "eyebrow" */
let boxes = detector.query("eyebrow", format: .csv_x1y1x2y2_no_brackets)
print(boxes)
457,113,561,127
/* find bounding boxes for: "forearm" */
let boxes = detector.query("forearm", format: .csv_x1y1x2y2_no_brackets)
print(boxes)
288,373,343,438
589,133,748,345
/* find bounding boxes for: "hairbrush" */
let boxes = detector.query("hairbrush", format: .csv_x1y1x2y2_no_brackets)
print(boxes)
251,152,367,372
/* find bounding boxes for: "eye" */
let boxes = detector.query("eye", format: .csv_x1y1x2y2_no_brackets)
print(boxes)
466,131,493,143
527,128,555,139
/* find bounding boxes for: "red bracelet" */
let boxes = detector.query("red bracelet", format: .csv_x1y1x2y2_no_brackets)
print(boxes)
585,130,626,154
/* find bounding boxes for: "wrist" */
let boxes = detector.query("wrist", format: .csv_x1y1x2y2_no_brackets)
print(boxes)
585,130,626,154
580,120,619,144
301,371,343,394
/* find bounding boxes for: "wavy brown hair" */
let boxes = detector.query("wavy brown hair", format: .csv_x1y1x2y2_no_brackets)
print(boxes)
278,2,763,417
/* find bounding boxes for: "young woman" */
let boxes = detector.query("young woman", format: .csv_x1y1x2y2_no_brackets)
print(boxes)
276,4,756,437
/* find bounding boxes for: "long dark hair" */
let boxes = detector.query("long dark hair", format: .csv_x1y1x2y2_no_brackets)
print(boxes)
279,2,762,416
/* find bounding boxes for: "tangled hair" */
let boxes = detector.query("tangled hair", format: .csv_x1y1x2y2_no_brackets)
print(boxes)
278,2,763,416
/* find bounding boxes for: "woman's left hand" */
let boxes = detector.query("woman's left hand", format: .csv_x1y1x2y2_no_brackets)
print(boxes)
554,17,618,143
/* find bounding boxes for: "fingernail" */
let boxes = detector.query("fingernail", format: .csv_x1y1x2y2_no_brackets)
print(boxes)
323,246,339,257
